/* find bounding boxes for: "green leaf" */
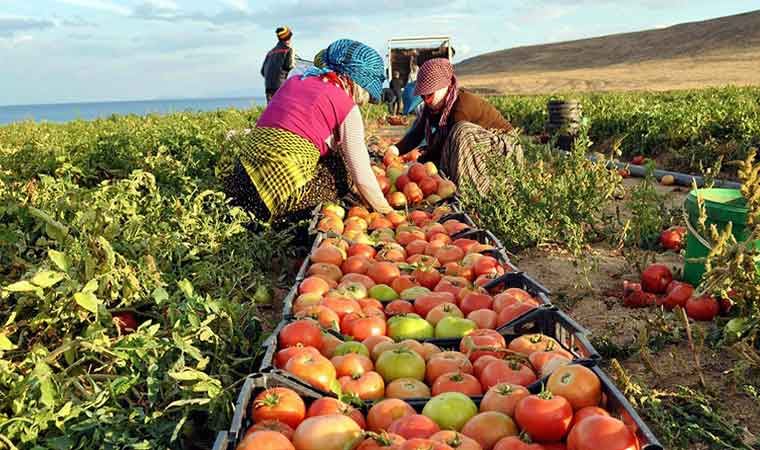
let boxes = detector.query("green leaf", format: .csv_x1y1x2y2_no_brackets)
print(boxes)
164,398,210,410
82,279,98,294
33,361,56,408
178,279,194,299
168,369,208,382
151,287,169,304
74,292,99,313
4,280,37,292
0,334,17,350
31,271,65,288
48,250,71,272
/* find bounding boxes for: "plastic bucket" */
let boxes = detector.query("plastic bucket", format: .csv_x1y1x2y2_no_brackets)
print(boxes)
683,188,755,286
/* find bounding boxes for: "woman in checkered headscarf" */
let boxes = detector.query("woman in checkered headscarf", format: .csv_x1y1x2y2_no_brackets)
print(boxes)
225,39,392,228
388,58,522,195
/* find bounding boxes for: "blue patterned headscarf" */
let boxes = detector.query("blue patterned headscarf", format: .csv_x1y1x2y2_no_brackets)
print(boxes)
303,39,386,101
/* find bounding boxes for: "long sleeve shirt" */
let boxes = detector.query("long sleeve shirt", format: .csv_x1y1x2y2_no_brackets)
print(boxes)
396,89,513,161
261,41,295,91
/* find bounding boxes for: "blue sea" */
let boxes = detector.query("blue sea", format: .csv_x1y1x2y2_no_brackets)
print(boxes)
0,97,267,125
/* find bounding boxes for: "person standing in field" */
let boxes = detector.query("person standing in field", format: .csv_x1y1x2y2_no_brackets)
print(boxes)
261,26,295,103
387,58,521,194
402,53,421,115
389,71,404,115
226,39,392,227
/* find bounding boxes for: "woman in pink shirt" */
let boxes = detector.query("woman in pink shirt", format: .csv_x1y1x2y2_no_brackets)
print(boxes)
225,39,392,227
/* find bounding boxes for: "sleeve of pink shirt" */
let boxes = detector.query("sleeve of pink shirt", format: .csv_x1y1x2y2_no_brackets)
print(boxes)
339,106,393,214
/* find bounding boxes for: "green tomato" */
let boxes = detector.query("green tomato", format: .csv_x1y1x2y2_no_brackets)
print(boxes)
434,316,477,338
422,392,478,431
253,284,273,304
375,347,426,382
401,286,431,301
387,314,434,341
369,284,399,302
333,341,369,357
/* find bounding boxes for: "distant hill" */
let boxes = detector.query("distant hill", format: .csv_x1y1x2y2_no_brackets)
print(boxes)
456,10,760,94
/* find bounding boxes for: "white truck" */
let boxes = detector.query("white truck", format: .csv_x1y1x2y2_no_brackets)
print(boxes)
386,36,454,86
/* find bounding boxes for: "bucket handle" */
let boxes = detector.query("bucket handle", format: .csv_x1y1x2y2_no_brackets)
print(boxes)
683,205,714,252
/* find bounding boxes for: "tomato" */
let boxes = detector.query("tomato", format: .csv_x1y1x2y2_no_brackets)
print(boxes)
387,211,408,227
237,430,295,450
460,329,507,362
660,281,693,309
386,300,415,316
358,297,385,311
414,267,443,290
472,256,501,277
473,355,500,379
424,223,447,240
367,398,417,432
508,334,562,356
492,436,545,450
397,227,426,245
425,351,471,382
528,351,572,374
388,314,434,340
459,292,494,315
640,264,673,294
363,335,394,355
480,383,531,416
246,420,295,440
331,353,374,378
285,351,336,392
435,245,466,265
631,155,646,165
308,263,343,282
378,245,408,263
292,414,363,450
461,411,518,450
410,210,431,226
386,378,431,398
424,303,462,327
400,439,453,450
480,360,537,389
686,294,719,321
514,392,573,442
422,392,479,431
432,372,482,396
342,255,372,275
349,206,371,220
623,289,656,308
568,406,610,429
430,431,482,450
252,387,306,429
408,163,427,182
376,347,427,382
113,312,137,332
349,243,377,259
279,320,323,351
312,245,345,267
468,309,498,329
333,341,370,357
341,273,377,289
357,432,406,450
340,371,385,400
295,305,339,332
405,240,429,257
660,226,687,251
443,220,470,236
344,314,387,341
497,303,537,327
307,397,366,429
368,261,402,285
275,345,318,369
389,414,441,440
415,292,456,317
566,415,639,450
546,365,601,411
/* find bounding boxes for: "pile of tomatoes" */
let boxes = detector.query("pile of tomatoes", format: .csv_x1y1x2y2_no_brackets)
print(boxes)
237,363,641,450
622,263,729,321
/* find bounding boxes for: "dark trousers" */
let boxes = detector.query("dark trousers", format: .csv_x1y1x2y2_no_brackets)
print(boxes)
265,90,277,104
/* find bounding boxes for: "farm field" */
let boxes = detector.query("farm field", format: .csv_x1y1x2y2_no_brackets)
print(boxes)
1,86,759,450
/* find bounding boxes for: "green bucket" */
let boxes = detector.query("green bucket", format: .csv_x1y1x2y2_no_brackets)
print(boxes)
683,188,758,286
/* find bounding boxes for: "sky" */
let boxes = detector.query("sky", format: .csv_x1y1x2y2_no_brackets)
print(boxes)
1,0,759,106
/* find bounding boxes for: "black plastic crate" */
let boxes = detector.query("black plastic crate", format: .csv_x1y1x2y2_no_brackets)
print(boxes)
258,305,599,400
218,372,328,450
398,361,663,450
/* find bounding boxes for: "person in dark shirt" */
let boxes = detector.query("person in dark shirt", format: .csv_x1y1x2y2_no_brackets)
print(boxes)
387,58,522,195
389,71,404,115
260,26,295,103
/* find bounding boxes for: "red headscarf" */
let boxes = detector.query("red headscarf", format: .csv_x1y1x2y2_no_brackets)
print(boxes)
414,58,459,147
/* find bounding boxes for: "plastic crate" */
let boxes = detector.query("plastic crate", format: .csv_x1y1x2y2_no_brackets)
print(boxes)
258,305,600,399
220,372,328,450
399,361,663,450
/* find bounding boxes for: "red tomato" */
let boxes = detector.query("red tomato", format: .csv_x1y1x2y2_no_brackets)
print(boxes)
331,353,374,378
251,387,306,429
472,256,501,277
660,282,693,310
349,243,377,259
113,312,137,332
480,383,531,417
284,350,336,392
279,320,323,350
497,303,537,327
460,329,507,362
306,397,367,429
426,351,473,384
459,292,494,315
467,309,498,329
480,360,537,389
388,414,441,440
508,334,563,355
461,411,518,450
385,378,432,399
275,345,319,369
406,240,430,256
237,430,295,450
659,226,687,251
246,420,295,440
514,392,573,442
430,431,481,450
435,245,466,265
431,372,483,396
292,414,363,450
391,275,417,294
493,435,545,450
640,264,673,294
367,398,417,432
347,315,387,341
631,155,646,165
386,300,415,316
685,294,719,321
368,262,402,285
414,268,443,290
566,415,639,450
342,255,372,275
356,432,406,450
415,292,456,317
339,371,385,400
296,305,340,331
473,355,500,379
569,406,610,429
400,438,453,450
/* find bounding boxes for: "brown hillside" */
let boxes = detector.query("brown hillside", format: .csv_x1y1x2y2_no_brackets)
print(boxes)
456,10,760,94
